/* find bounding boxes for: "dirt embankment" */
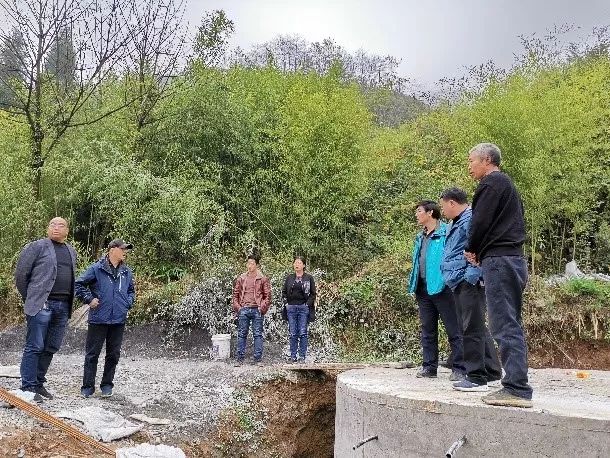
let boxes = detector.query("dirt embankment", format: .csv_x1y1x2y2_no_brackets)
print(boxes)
529,339,610,370
193,371,336,458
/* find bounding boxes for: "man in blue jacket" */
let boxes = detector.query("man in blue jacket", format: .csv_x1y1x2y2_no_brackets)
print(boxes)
75,239,135,398
408,201,465,380
439,188,502,392
15,217,77,402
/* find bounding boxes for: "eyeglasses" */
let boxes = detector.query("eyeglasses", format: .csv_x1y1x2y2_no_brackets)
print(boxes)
49,222,67,228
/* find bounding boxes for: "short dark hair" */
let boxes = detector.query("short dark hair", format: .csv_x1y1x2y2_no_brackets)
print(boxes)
247,254,260,265
293,255,306,265
440,187,468,205
416,200,441,219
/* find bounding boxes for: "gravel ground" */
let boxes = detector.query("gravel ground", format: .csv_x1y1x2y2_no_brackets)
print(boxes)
0,324,293,448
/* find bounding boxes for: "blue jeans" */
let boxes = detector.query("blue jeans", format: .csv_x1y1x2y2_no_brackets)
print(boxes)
287,304,309,359
415,284,465,373
481,256,533,399
20,299,69,390
236,307,263,360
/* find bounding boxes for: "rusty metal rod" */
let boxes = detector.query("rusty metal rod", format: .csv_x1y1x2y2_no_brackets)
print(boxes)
353,434,378,450
0,386,115,455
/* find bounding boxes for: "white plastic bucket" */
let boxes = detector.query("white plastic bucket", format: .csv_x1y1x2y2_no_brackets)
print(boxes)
211,334,231,360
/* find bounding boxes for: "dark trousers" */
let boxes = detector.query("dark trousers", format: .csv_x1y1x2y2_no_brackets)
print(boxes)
481,256,533,399
82,323,125,391
416,284,465,373
453,281,502,384
20,300,70,390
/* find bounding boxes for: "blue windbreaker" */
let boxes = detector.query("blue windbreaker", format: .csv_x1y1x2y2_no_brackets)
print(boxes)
75,257,135,324
408,222,448,295
440,207,481,291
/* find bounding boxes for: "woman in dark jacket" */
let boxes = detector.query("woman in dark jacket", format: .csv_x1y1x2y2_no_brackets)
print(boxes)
282,256,316,362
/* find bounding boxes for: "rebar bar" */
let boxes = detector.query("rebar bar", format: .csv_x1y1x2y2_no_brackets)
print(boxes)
0,386,115,455
445,435,467,457
353,434,378,450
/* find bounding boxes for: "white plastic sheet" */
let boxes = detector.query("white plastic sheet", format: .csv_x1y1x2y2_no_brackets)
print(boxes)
115,443,186,458
57,406,143,442
0,365,21,378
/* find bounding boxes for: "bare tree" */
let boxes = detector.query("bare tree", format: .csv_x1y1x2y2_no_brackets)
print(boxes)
0,26,27,107
122,0,187,148
45,24,76,90
0,0,136,223
230,34,409,92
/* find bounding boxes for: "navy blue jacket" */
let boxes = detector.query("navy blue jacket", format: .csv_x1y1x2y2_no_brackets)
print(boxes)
440,207,481,291
75,257,135,324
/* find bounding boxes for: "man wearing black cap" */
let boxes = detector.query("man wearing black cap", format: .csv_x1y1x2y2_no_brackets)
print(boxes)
75,238,135,398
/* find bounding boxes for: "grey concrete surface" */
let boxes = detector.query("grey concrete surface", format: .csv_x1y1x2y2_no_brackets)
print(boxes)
335,367,610,457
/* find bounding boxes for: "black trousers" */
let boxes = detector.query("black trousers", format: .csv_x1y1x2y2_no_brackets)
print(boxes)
453,281,502,384
82,323,125,391
415,283,465,373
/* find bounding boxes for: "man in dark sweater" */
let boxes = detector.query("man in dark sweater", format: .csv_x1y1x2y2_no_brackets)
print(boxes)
465,143,533,408
15,217,77,402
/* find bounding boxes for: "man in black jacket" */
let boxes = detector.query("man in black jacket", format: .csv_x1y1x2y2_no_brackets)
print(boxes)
465,143,533,408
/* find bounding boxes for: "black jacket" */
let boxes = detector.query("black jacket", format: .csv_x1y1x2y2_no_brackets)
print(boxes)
466,171,526,260
282,273,316,307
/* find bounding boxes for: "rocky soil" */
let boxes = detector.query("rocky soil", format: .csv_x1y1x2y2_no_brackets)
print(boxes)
0,324,304,456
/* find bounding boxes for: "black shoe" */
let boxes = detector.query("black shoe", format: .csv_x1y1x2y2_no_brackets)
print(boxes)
37,386,54,400
234,358,244,367
416,368,437,378
100,386,113,398
252,359,263,366
449,371,466,382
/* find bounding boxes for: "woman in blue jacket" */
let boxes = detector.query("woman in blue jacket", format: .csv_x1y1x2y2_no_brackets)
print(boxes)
408,201,465,379
75,239,135,398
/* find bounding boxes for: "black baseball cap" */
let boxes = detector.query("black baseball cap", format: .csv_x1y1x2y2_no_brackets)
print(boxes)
108,238,133,250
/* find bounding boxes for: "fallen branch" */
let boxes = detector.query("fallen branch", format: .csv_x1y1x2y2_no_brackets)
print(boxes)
545,333,575,365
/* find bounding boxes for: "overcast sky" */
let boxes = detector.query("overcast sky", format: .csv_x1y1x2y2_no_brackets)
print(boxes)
185,0,610,87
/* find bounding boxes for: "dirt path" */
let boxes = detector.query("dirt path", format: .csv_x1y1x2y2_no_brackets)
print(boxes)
2,323,608,457
0,324,294,456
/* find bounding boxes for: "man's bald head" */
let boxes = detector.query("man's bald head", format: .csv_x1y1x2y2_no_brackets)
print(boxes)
47,217,69,243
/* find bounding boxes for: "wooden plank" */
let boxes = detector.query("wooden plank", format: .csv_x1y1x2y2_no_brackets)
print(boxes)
277,361,415,371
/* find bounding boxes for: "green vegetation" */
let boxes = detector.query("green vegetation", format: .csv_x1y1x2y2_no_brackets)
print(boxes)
0,4,608,358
